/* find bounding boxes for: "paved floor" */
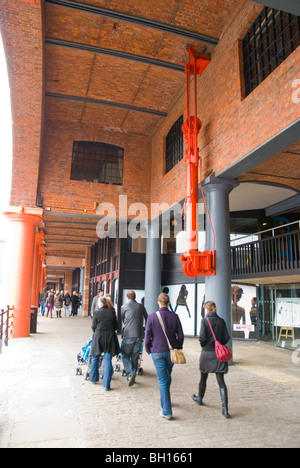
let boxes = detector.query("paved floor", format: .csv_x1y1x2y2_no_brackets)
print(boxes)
1,315,300,449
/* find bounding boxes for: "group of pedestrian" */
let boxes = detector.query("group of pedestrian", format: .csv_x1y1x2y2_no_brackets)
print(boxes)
39,288,81,318
89,288,231,421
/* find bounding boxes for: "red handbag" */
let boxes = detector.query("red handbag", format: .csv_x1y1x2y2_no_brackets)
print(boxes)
206,317,232,363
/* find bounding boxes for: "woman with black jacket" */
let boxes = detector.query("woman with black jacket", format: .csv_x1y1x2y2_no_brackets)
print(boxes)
90,297,120,391
192,301,231,418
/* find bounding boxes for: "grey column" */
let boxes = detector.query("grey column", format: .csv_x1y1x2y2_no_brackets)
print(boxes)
203,177,239,353
144,222,161,315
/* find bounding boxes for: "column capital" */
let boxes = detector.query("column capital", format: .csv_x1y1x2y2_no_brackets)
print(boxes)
202,176,239,194
3,206,43,226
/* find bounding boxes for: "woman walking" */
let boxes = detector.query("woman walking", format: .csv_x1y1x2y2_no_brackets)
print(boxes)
145,293,184,420
90,297,119,391
192,301,231,418
46,290,54,319
54,290,63,318
70,291,80,316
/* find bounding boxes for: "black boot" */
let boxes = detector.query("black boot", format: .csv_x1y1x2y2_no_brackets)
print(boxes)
192,384,206,406
220,387,230,419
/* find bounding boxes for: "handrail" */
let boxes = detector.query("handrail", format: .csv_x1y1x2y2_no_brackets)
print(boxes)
231,229,300,277
0,306,14,354
230,220,300,245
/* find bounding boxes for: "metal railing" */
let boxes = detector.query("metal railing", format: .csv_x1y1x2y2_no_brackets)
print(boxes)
231,229,300,277
0,306,14,354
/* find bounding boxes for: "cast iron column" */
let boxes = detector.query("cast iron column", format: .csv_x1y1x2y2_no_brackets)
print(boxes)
144,222,161,315
203,177,238,353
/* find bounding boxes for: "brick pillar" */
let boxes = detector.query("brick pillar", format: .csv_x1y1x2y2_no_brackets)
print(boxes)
64,270,73,295
83,246,91,317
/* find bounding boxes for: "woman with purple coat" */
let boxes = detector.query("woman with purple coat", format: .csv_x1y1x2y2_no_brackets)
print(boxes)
145,293,184,420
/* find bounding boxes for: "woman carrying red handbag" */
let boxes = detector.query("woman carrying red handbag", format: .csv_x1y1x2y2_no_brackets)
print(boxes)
192,301,231,418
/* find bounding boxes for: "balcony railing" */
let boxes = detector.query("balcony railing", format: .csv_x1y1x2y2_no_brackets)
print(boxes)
231,229,300,278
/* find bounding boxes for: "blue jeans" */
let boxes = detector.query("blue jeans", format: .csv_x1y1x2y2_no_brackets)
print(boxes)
121,338,143,376
90,353,113,389
152,351,174,417
41,301,46,316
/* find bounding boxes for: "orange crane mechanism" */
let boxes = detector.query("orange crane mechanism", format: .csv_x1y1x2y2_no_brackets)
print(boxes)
180,45,216,278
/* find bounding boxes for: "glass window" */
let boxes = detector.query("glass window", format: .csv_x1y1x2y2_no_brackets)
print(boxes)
243,7,300,96
165,115,184,174
70,141,124,185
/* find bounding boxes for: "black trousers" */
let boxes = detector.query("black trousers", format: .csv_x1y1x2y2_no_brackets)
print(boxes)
199,372,227,391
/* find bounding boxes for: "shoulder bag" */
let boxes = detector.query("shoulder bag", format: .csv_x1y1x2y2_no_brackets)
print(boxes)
156,312,186,365
206,316,232,363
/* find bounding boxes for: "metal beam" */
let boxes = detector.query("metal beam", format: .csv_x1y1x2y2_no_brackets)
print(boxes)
251,1,300,17
220,117,300,179
44,211,102,220
45,92,168,116
44,225,97,231
265,193,300,217
45,0,219,46
46,37,185,72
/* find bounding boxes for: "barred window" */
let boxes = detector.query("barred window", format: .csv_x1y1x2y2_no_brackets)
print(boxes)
70,141,124,185
165,115,184,174
243,7,300,97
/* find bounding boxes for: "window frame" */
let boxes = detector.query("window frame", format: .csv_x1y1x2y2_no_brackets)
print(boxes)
242,7,300,97
70,141,124,186
165,115,184,174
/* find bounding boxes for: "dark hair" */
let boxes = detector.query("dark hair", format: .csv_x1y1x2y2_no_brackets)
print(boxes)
99,297,107,307
105,296,115,312
127,290,136,300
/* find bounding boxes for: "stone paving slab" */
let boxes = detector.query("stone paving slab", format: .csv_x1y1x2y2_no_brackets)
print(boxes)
0,316,300,448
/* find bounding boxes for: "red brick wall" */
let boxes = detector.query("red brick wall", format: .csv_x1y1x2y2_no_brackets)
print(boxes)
150,1,300,209
2,0,300,220
38,120,152,217
0,0,44,207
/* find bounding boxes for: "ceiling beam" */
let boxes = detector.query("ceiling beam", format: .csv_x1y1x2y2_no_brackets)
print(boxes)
220,117,300,179
43,211,101,220
46,37,185,72
251,1,300,16
45,220,98,226
44,225,97,232
45,0,219,46
265,193,300,217
46,92,168,116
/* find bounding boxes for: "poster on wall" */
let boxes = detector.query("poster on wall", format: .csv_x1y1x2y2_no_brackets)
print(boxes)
232,284,257,339
163,284,196,336
275,298,300,328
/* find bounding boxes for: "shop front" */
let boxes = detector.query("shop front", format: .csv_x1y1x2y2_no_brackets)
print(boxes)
259,283,300,350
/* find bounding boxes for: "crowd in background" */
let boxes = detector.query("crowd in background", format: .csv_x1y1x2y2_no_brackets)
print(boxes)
38,288,81,318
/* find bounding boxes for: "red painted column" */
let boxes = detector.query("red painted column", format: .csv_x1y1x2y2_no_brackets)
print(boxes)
39,245,46,292
0,207,43,338
31,232,45,307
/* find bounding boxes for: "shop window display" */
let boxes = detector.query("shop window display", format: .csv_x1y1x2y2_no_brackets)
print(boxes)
232,284,258,340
